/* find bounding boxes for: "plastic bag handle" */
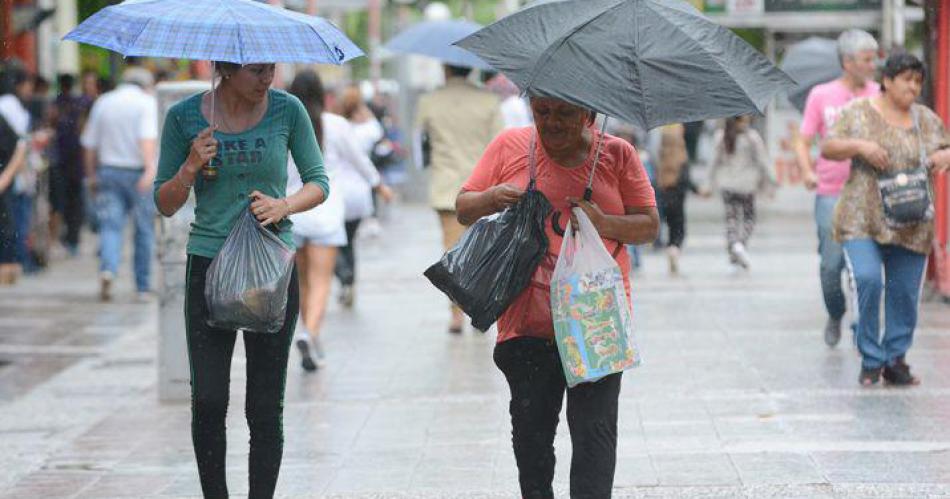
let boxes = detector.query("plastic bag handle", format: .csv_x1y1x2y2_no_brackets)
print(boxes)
527,132,538,191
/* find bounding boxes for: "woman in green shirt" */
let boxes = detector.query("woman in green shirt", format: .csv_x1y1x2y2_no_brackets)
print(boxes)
154,62,328,499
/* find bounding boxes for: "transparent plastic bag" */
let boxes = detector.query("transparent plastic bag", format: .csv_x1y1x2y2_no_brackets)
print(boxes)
424,189,551,331
205,208,295,334
551,207,639,387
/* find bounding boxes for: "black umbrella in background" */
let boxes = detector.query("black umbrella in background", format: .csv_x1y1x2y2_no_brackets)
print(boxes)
780,37,842,113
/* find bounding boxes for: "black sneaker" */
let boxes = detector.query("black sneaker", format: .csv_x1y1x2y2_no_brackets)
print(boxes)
859,366,882,386
296,339,317,372
823,317,842,347
883,357,919,386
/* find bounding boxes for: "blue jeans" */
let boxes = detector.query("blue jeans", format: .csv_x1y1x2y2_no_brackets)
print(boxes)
11,192,34,271
96,167,155,291
626,244,641,269
815,195,846,320
843,239,927,369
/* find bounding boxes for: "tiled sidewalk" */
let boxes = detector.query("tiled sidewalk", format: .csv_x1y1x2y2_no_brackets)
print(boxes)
2,191,950,498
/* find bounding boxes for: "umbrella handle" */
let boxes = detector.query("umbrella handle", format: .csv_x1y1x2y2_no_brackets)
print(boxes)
202,61,219,181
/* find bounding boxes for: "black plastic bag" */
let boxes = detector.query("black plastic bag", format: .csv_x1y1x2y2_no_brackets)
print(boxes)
205,208,295,334
424,189,551,331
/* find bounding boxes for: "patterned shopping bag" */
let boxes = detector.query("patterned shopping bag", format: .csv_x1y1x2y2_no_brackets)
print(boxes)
551,208,639,387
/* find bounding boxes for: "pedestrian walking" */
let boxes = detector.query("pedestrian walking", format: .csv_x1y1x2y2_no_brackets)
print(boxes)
656,123,698,275
822,53,950,387
702,116,777,270
334,87,394,308
0,64,37,275
153,62,329,498
0,110,27,285
486,72,533,129
286,71,369,372
416,63,503,334
794,29,880,347
456,97,658,498
49,74,91,256
80,67,159,301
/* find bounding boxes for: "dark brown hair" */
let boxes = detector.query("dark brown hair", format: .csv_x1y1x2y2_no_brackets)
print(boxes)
288,70,326,149
723,117,742,155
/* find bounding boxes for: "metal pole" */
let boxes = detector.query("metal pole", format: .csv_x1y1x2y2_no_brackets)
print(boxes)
893,0,906,47
368,0,382,84
882,0,894,49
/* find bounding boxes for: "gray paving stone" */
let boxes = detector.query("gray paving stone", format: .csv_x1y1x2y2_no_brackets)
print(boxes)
3,191,950,497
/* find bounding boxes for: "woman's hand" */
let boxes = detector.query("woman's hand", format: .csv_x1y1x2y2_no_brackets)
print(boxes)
566,197,606,233
249,191,291,226
375,184,395,203
928,148,950,174
186,126,218,174
491,184,524,211
858,140,890,170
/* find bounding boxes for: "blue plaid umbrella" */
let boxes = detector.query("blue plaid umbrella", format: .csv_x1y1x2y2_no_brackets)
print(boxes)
63,0,363,65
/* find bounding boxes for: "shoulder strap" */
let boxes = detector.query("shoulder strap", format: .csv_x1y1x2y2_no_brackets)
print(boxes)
527,131,538,191
912,106,928,171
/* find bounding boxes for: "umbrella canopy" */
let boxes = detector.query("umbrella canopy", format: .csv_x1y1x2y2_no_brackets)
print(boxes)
456,0,795,130
780,37,842,113
383,19,491,70
63,0,363,65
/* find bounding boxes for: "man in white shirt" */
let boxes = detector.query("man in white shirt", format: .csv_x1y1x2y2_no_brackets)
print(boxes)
81,67,159,301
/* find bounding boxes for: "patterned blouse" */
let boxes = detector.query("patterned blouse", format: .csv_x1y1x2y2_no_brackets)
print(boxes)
828,99,950,254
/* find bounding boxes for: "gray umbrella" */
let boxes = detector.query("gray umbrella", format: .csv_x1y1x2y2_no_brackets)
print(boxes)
780,37,842,113
455,0,795,130
383,19,491,70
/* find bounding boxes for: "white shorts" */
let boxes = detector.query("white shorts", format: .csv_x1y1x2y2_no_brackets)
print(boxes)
293,226,347,248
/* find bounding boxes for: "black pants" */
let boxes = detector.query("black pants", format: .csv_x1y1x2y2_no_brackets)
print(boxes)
50,167,85,248
494,337,622,499
184,255,299,499
660,187,686,249
334,219,361,286
0,190,15,264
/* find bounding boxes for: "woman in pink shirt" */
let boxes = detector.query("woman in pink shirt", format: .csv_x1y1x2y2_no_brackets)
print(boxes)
457,98,658,498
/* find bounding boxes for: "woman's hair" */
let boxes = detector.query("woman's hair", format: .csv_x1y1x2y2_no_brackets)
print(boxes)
288,70,326,148
339,86,363,120
836,29,878,64
723,116,743,155
880,52,925,93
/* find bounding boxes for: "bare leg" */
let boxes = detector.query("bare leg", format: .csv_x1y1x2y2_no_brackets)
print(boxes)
302,244,338,339
295,250,311,329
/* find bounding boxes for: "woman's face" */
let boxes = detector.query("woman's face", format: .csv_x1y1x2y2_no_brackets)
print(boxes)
530,97,590,154
82,74,98,96
228,64,276,102
883,70,923,109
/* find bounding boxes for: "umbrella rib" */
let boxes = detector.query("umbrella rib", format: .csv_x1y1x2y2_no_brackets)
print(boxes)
648,1,764,114
124,14,158,58
629,3,649,128
306,24,338,64
525,0,626,92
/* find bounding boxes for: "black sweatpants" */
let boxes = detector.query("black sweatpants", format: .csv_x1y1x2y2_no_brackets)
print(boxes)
660,187,686,249
184,255,299,499
494,337,622,499
334,219,361,286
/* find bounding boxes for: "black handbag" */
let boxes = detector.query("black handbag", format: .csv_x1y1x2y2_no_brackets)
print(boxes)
877,108,933,228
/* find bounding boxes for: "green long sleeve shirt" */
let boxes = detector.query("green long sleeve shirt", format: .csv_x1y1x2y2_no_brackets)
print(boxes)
154,89,328,258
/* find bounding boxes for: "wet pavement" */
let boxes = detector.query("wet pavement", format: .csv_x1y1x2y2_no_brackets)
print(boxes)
2,188,950,498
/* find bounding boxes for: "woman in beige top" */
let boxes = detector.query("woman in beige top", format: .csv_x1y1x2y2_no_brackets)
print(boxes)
822,53,950,386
